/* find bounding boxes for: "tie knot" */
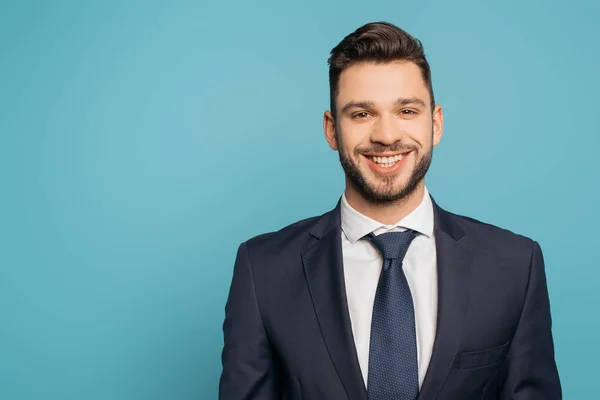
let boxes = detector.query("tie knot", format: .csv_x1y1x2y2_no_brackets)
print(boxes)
362,230,418,261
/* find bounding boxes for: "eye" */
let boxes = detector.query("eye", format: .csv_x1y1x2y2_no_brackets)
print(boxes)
400,109,417,115
352,112,371,119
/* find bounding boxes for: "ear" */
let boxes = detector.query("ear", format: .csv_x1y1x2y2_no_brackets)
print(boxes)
323,110,339,150
432,104,444,147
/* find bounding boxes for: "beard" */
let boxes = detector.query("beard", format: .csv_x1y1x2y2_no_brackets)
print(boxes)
338,134,433,205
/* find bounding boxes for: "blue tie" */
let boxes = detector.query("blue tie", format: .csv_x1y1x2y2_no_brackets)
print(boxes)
362,230,420,400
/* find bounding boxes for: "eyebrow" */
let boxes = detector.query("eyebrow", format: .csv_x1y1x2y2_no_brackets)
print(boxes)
394,97,426,108
340,97,427,115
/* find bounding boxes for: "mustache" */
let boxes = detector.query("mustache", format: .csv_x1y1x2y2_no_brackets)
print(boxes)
354,142,418,155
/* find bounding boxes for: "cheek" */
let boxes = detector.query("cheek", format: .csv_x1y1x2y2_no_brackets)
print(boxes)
407,121,433,146
339,123,371,149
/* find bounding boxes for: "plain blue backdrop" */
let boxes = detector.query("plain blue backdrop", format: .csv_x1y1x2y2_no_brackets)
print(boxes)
1,0,598,398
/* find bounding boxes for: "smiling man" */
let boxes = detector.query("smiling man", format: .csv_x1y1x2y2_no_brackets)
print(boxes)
219,22,561,400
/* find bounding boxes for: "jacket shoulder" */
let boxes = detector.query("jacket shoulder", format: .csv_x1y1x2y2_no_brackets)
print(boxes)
242,213,325,261
448,211,538,257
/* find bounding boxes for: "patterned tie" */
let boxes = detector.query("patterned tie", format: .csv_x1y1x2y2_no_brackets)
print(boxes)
362,230,420,400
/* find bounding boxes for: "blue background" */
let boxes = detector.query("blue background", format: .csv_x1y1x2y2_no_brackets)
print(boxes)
1,0,598,398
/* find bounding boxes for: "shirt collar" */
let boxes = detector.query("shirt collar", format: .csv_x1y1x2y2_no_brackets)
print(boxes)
340,186,434,243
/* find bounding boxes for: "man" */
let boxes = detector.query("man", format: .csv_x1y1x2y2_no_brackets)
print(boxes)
219,21,561,400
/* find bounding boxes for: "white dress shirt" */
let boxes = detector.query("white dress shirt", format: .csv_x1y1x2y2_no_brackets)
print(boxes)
340,187,438,389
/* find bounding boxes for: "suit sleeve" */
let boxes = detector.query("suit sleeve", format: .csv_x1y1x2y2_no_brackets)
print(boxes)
219,242,281,400
499,241,562,399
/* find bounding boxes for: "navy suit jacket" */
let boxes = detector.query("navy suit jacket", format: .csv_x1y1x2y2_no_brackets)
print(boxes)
219,196,561,399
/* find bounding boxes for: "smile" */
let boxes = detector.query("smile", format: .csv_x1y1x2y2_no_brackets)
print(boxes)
363,151,411,173
369,154,405,168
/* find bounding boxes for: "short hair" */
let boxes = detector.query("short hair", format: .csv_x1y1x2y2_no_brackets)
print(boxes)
327,21,435,119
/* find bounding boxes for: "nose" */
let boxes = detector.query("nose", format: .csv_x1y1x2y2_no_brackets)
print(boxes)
370,113,403,145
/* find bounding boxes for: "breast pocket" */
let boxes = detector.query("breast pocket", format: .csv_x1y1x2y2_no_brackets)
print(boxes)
457,341,510,370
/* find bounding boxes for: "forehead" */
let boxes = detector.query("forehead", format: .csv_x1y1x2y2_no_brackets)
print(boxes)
336,61,430,106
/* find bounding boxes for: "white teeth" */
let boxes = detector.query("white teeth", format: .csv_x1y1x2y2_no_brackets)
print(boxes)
370,154,405,167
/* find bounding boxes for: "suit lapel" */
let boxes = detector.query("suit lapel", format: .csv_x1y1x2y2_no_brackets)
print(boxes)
302,202,368,400
300,196,471,400
418,197,472,399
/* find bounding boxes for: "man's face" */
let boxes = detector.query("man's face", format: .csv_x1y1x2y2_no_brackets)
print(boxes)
324,61,443,204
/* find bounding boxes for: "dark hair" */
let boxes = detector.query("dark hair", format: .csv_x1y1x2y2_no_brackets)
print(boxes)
327,21,435,119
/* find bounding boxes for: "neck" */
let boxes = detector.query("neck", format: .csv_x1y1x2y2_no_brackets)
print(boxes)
344,180,426,225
